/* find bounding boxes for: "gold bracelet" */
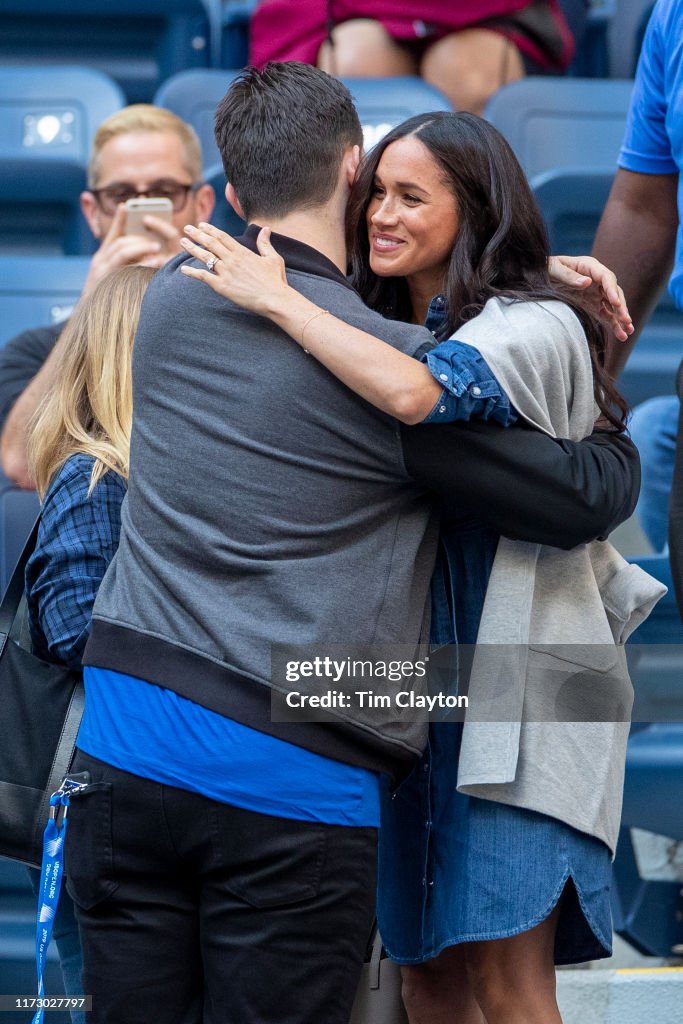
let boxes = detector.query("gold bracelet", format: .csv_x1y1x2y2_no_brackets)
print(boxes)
300,309,329,354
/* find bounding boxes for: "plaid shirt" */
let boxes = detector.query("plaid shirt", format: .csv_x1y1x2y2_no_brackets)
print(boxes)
25,453,126,669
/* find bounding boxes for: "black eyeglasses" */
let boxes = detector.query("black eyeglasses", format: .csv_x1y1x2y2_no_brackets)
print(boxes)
90,181,203,215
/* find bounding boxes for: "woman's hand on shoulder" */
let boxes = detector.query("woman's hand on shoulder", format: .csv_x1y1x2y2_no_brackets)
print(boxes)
548,254,634,342
181,223,290,316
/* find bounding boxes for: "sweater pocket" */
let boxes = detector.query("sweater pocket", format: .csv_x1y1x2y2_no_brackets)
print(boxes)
526,644,633,724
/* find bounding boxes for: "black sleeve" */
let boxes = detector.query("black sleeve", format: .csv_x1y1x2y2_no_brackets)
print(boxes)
668,362,683,618
401,419,640,550
0,324,62,432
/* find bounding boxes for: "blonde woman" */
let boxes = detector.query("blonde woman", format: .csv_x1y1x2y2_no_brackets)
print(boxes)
26,265,154,667
23,265,153,1022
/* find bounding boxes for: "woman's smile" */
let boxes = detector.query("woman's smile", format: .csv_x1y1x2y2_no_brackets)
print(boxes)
370,232,405,254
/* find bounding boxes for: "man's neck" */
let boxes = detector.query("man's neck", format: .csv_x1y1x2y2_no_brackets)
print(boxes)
251,209,348,274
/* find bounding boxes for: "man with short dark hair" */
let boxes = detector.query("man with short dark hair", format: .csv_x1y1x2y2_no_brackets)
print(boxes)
68,63,639,1024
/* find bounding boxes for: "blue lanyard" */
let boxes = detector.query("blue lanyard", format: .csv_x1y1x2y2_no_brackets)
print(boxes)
32,775,89,1024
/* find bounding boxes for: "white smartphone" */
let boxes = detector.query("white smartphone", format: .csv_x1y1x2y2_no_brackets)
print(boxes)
125,197,173,238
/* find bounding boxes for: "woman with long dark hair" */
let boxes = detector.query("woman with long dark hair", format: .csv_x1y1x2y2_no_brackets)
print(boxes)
181,112,663,1024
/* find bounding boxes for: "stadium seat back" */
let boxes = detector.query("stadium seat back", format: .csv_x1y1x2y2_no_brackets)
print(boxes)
0,1,211,104
485,77,677,404
155,69,241,171
0,481,40,598
484,77,633,179
633,3,656,74
531,165,683,407
0,256,90,350
622,312,683,407
567,0,616,78
220,0,257,68
0,67,124,255
623,555,683,833
531,165,613,255
340,77,452,150
156,70,245,234
611,555,683,957
156,70,453,170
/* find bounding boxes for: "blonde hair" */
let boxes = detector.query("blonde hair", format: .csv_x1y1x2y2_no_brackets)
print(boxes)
88,104,203,187
29,266,156,499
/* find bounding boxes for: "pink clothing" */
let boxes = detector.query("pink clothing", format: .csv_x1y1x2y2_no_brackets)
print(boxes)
251,1,574,73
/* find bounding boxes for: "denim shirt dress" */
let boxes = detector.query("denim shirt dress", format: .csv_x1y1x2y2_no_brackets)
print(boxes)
377,297,614,966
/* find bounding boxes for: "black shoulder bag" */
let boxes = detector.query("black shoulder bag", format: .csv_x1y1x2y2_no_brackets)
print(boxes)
0,518,84,868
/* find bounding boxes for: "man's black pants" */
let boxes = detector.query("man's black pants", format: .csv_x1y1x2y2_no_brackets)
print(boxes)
65,751,377,1024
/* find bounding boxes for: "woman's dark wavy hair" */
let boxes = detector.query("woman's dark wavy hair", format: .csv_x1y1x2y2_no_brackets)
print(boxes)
347,111,628,431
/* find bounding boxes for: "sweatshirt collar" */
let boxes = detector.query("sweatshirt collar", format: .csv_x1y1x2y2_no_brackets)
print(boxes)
237,223,356,292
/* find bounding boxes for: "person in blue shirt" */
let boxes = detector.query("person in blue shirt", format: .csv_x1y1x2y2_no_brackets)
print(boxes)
24,264,155,1023
182,110,636,1024
593,0,683,553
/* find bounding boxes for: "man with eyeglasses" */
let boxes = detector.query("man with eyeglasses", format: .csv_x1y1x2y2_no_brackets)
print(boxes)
0,104,215,488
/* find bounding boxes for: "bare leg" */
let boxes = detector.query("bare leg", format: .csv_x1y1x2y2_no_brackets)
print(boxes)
401,945,487,1024
465,901,563,1024
318,19,417,78
421,30,524,115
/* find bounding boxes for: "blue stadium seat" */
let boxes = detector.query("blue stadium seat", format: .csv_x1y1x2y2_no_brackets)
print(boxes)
487,80,680,408
0,255,87,587
568,0,615,79
341,77,453,151
155,69,244,236
0,480,40,598
633,3,655,74
0,256,90,350
623,299,683,408
531,165,613,256
0,1,211,105
220,0,257,69
611,555,683,957
0,67,124,256
156,71,452,234
484,77,633,180
156,70,453,169
626,555,683,711
155,70,240,172
530,166,683,407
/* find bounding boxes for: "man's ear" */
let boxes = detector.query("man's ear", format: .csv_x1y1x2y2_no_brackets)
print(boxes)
80,191,103,239
194,182,216,224
344,144,362,187
226,182,246,221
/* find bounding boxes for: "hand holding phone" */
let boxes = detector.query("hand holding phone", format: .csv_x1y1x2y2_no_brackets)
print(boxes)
81,201,168,298
124,197,174,238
